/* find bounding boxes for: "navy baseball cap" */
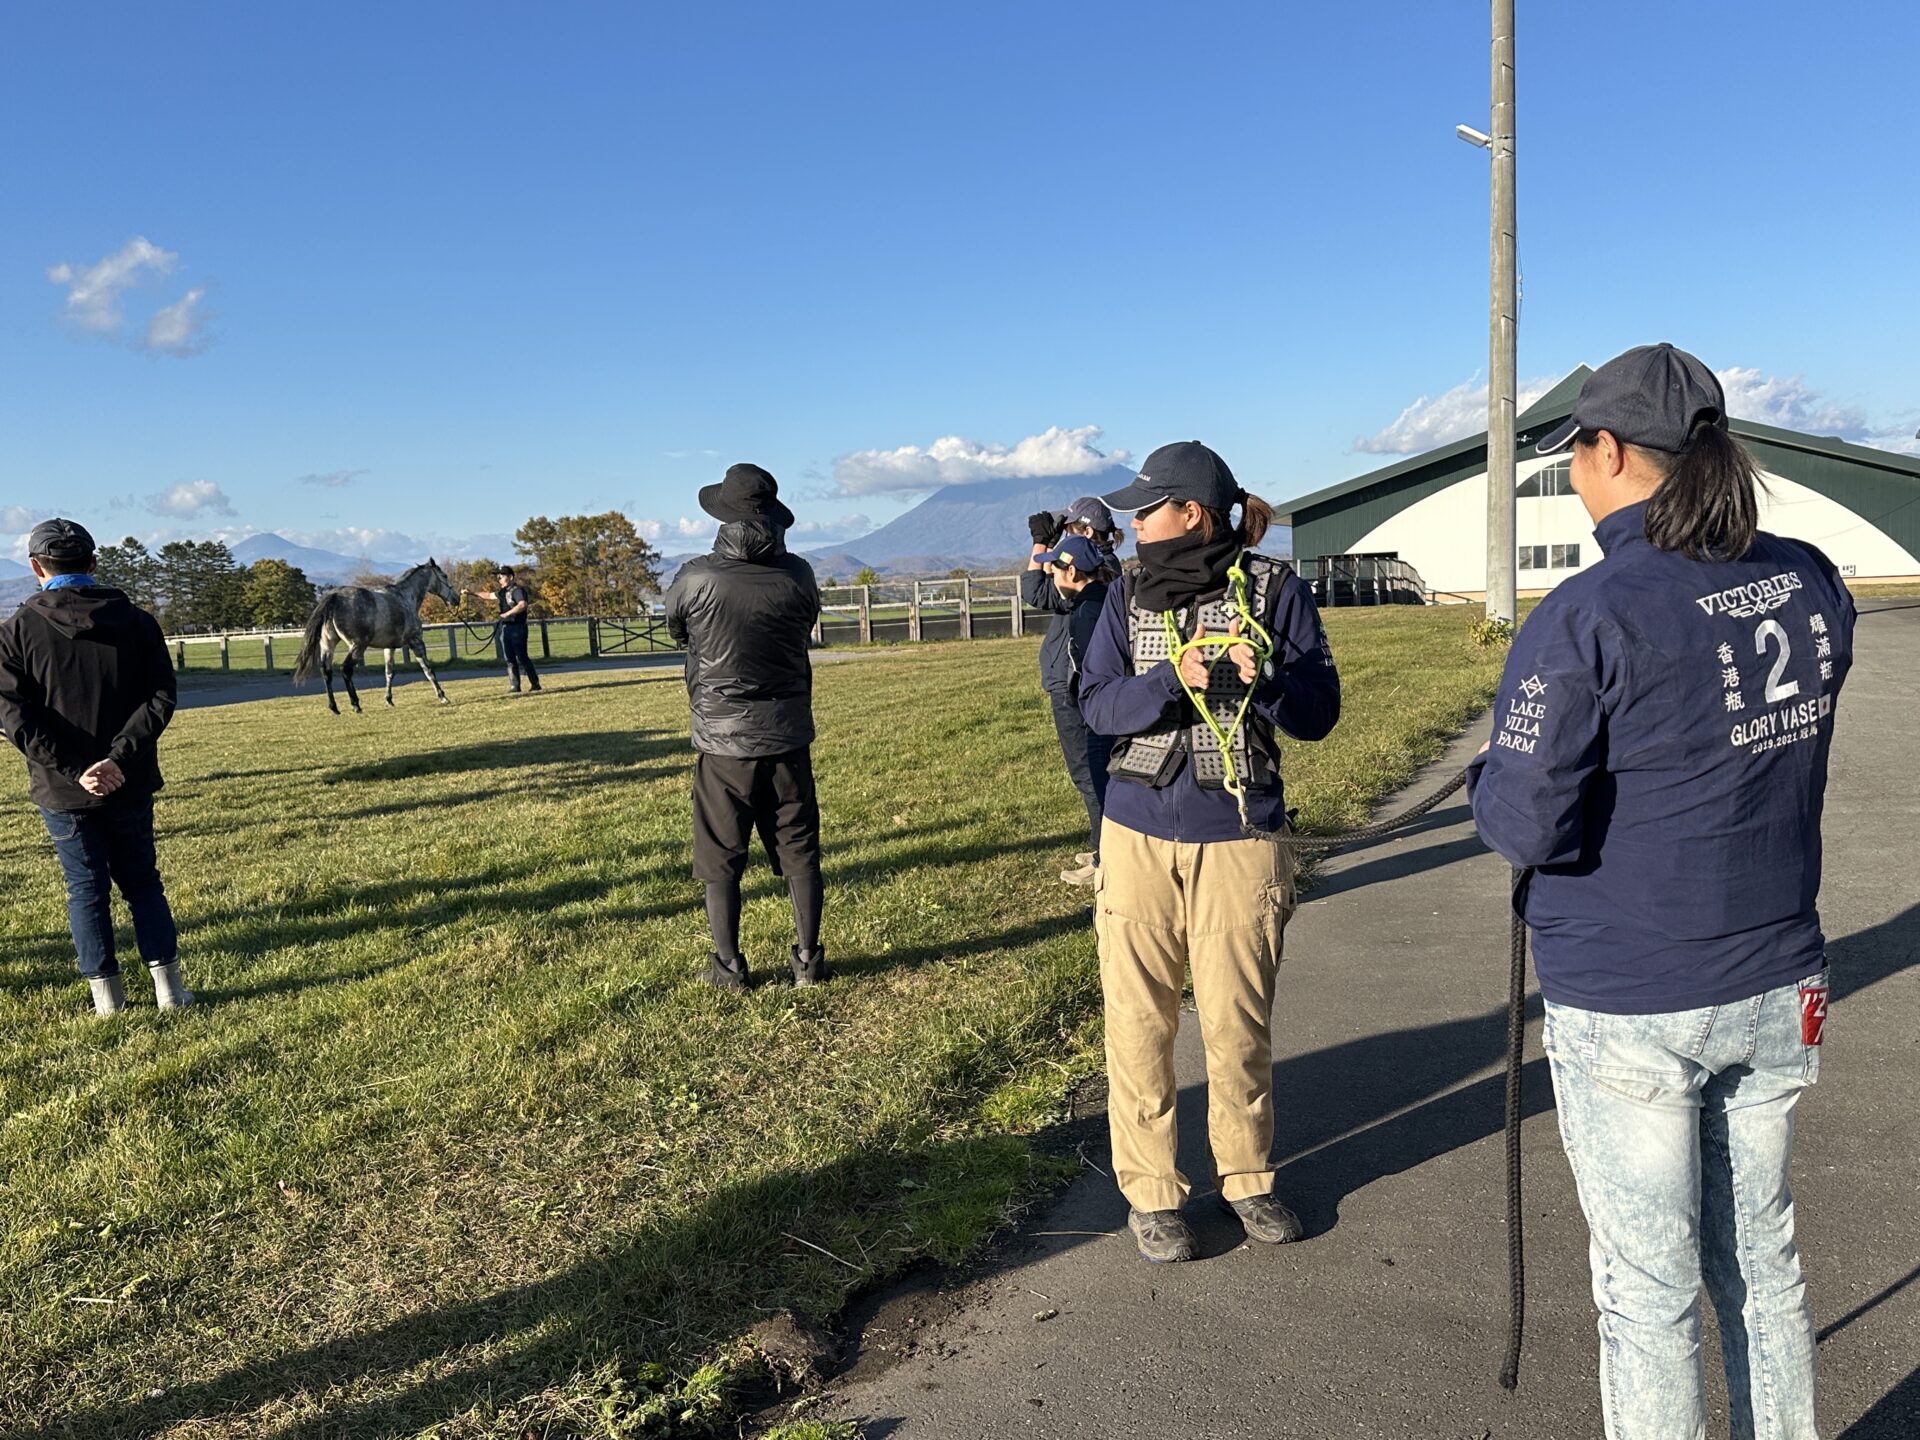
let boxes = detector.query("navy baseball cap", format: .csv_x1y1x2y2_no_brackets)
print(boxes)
27,517,96,559
1536,343,1728,456
1062,496,1116,531
1101,441,1244,513
1044,534,1106,573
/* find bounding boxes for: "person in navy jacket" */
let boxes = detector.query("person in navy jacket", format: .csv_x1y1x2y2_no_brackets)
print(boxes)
1020,531,1118,887
1078,441,1339,1263
1469,345,1853,1440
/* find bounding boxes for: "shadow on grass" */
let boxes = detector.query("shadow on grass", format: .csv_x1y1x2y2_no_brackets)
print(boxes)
322,729,685,786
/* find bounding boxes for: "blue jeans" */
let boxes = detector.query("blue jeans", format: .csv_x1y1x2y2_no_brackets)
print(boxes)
1544,973,1825,1440
39,798,179,980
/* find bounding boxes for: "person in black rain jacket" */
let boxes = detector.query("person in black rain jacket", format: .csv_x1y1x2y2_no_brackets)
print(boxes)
0,518,193,1015
664,464,826,990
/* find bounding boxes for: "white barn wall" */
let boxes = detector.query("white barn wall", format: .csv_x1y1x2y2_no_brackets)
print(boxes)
1345,463,1920,596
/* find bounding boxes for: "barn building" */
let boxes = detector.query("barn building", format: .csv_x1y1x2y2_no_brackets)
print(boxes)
1278,367,1920,600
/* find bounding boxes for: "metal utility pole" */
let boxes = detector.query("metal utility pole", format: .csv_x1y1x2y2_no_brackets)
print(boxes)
1484,0,1518,623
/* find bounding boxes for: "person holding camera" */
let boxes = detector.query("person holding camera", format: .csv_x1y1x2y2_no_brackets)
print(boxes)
1020,531,1120,885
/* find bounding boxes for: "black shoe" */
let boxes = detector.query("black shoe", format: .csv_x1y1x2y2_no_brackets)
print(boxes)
790,945,831,987
1127,1208,1198,1263
1228,1191,1304,1244
702,953,749,991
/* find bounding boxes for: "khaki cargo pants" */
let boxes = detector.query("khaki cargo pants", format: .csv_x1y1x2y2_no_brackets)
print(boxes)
1094,818,1296,1212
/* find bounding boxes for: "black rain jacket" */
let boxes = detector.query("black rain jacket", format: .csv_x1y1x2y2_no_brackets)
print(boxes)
0,585,177,811
664,521,821,757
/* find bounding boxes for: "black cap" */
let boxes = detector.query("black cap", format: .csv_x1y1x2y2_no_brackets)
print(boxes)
698,463,796,527
1100,441,1244,513
27,517,96,560
1535,343,1727,456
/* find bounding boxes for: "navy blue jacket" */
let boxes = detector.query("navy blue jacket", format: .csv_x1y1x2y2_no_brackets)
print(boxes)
1079,563,1340,843
1468,501,1855,1014
1020,567,1110,697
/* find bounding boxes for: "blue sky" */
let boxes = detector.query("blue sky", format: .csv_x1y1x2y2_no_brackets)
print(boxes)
3,1,1915,565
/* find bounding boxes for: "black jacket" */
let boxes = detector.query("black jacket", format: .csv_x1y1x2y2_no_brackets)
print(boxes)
664,521,821,757
1019,569,1110,698
0,585,177,812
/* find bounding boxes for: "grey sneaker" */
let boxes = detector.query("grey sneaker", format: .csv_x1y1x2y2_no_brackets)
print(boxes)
151,961,195,1010
1127,1208,1198,1263
1074,851,1094,867
89,974,127,1017
702,954,749,992
1228,1192,1304,1244
1060,862,1098,887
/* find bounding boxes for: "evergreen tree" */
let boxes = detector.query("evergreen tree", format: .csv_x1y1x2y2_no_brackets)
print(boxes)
242,558,318,628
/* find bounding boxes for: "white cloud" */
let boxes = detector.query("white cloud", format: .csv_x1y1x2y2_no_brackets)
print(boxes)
1713,367,1910,448
146,480,236,518
297,469,369,488
1354,376,1558,455
832,424,1128,497
46,237,177,334
143,286,211,357
1,504,39,532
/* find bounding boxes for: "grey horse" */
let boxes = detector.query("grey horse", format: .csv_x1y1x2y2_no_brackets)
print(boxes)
292,560,462,713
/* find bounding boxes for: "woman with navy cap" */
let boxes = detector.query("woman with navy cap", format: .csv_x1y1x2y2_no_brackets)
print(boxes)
1077,441,1340,1263
1470,344,1854,1439
1022,527,1121,886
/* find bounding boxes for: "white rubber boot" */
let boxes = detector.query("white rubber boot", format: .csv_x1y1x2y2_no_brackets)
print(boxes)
89,974,127,1017
151,961,195,1010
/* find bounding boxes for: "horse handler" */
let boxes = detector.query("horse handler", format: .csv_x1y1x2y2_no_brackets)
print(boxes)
664,464,828,990
466,566,540,694
1078,442,1340,1262
1470,346,1854,1439
0,518,193,1015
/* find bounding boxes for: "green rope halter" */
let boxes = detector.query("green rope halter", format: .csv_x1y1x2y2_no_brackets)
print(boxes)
1159,553,1275,824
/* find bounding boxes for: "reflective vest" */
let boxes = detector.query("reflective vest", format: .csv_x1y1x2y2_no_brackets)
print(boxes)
1109,552,1289,791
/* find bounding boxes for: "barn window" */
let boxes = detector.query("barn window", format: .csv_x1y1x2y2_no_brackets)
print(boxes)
1517,460,1574,498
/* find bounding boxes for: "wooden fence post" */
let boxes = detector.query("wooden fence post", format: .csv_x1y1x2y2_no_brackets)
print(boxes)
175,641,186,670
1010,582,1023,637
263,636,274,672
539,620,550,659
588,617,601,657
858,587,872,644
445,624,458,662
909,581,922,641
220,634,230,671
811,613,824,646
960,578,973,640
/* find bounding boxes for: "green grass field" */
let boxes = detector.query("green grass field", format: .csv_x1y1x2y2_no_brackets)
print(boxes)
1,612,1509,1438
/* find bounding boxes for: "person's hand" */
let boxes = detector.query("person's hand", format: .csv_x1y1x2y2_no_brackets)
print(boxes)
1226,618,1259,684
1177,625,1214,690
1477,739,1491,756
1028,511,1063,546
79,759,126,796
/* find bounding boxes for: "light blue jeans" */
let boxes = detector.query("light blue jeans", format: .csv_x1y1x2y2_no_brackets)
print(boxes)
1543,971,1825,1440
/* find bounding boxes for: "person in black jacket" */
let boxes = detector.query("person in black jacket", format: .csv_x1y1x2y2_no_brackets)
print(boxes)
0,518,191,1016
1019,532,1117,886
664,465,827,990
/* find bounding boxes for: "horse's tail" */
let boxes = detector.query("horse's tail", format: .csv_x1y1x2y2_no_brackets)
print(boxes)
292,596,335,683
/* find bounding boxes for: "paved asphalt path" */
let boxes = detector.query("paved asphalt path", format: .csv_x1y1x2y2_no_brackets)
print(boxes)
816,600,1919,1439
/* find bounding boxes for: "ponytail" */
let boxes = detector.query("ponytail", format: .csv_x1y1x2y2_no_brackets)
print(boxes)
1636,424,1761,561
1192,491,1274,550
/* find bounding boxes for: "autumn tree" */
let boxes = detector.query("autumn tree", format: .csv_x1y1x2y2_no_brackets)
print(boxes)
513,512,661,617
242,558,318,628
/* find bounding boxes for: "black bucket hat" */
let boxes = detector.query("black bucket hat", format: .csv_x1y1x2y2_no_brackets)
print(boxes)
698,463,796,527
